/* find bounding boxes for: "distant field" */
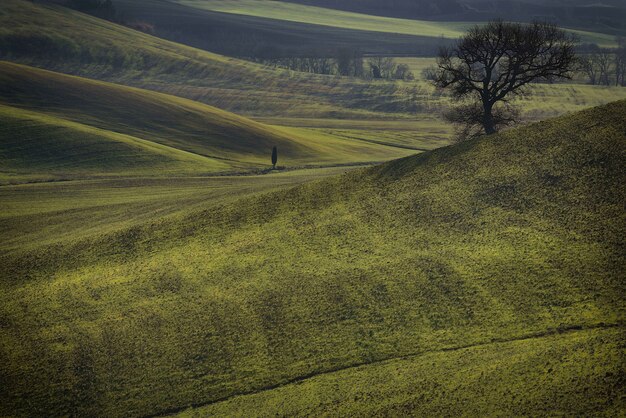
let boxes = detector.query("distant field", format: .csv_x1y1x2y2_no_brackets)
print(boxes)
278,0,626,36
0,0,422,118
114,0,442,56
176,0,619,47
2,0,625,123
176,0,465,38
0,62,422,181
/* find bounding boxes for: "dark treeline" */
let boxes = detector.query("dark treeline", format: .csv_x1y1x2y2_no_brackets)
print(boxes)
252,48,414,80
64,0,119,22
579,41,626,87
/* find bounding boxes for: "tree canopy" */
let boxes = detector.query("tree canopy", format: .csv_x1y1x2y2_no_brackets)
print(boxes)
433,20,577,138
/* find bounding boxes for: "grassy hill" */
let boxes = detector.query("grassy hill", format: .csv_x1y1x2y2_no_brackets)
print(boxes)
112,0,444,57
0,61,416,182
281,0,626,36
0,166,359,254
175,0,619,47
2,0,625,123
0,0,420,118
0,104,228,181
1,101,624,416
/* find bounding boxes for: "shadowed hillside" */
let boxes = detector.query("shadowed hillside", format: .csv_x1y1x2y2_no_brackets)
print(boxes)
282,0,626,35
112,0,447,57
175,0,619,46
0,0,423,118
1,101,624,416
0,104,230,180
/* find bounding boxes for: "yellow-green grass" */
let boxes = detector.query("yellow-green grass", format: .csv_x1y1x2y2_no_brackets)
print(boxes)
255,117,453,151
0,0,404,119
0,61,307,167
179,327,625,417
1,101,624,416
0,166,360,253
394,56,438,75
176,0,619,47
390,59,626,121
280,127,450,151
0,105,229,182
0,62,421,180
395,56,605,85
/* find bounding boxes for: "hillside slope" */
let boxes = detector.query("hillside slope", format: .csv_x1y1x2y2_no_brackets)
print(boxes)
282,0,626,35
0,104,228,182
178,0,618,46
113,0,445,57
3,0,625,121
0,0,418,118
0,61,412,181
1,101,624,416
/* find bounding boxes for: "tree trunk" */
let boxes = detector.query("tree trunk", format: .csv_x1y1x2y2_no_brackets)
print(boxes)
482,103,497,135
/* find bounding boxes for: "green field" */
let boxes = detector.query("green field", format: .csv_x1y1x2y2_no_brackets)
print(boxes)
0,167,360,253
179,327,625,416
176,0,619,47
2,0,625,124
0,61,424,182
1,0,625,415
176,0,467,38
2,100,624,416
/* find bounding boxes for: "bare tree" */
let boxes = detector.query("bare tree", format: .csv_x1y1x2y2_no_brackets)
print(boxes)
582,48,618,86
421,65,438,81
394,64,415,80
580,53,600,85
432,20,576,137
444,102,520,142
368,57,397,79
596,50,613,86
614,37,626,87
335,48,364,77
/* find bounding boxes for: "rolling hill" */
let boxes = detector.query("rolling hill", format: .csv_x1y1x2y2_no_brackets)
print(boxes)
112,0,446,57
1,101,624,416
0,61,416,182
0,104,228,181
175,0,619,47
2,0,625,123
0,0,421,118
281,0,626,36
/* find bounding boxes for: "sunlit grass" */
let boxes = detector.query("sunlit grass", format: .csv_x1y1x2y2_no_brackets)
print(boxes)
0,167,360,252
179,327,625,417
0,62,424,182
176,0,618,47
2,101,624,416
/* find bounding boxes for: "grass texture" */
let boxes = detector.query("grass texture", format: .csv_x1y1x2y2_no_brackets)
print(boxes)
0,61,419,181
1,101,624,416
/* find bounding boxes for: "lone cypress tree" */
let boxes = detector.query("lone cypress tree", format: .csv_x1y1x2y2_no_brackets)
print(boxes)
271,146,278,169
